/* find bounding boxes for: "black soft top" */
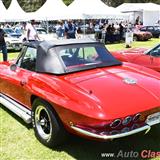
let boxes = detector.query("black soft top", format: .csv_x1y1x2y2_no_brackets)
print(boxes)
24,39,99,52
23,39,121,75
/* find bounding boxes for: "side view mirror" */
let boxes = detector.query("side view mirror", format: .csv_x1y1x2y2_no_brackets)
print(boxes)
4,34,8,37
10,64,17,71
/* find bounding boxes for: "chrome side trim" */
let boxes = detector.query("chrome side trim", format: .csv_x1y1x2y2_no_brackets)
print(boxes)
71,125,151,140
0,93,31,124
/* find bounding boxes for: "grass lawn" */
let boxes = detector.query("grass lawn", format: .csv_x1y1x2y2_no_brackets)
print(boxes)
106,38,160,51
0,38,160,160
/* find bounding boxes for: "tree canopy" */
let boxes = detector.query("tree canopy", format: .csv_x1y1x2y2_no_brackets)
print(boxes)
2,0,160,12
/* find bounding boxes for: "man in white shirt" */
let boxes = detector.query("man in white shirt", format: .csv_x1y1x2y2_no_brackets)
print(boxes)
26,20,40,41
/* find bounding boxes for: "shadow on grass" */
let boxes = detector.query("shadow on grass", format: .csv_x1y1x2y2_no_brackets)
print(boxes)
55,126,160,160
1,105,159,160
1,105,32,129
8,50,21,53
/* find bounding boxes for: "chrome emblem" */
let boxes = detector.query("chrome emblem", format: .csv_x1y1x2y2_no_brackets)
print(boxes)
123,78,137,85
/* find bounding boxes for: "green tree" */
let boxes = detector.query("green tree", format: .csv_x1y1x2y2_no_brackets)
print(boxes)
63,0,74,6
2,0,11,8
2,0,160,12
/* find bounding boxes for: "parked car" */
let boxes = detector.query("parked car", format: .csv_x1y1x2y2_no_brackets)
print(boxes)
48,25,56,33
21,28,55,42
133,30,152,41
140,26,160,38
3,28,23,51
36,28,55,40
4,28,22,38
0,39,160,148
111,44,160,72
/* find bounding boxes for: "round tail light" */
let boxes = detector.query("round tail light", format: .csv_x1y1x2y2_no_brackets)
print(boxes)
133,113,141,122
110,119,121,128
122,116,132,125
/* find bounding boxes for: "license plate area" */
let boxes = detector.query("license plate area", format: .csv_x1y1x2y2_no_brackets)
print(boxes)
146,112,160,126
13,44,20,50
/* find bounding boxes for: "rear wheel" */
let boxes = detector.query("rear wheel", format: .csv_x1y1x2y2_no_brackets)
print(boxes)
31,99,67,148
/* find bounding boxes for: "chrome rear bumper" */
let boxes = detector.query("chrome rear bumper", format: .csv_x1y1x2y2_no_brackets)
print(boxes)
71,119,160,140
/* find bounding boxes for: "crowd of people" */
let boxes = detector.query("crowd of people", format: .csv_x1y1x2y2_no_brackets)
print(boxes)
0,18,160,61
0,19,78,61
54,19,133,42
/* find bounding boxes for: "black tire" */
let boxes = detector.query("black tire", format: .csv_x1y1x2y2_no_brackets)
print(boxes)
31,98,67,148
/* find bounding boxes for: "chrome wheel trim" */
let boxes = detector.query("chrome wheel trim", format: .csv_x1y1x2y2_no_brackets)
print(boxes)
35,105,52,141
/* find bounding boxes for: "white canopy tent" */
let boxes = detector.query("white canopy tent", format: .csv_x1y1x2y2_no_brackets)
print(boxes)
117,3,160,12
33,0,68,20
4,0,29,22
0,0,7,22
67,0,126,20
2,0,127,22
117,3,160,25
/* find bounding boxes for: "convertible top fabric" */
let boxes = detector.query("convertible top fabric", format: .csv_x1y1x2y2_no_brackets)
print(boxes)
23,39,121,74
24,39,101,74
24,39,98,50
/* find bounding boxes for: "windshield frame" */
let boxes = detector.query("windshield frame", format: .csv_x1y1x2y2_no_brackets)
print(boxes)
154,26,160,30
4,28,15,34
145,44,160,55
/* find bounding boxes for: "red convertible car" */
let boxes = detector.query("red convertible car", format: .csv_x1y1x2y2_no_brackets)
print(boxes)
0,39,160,148
111,44,160,72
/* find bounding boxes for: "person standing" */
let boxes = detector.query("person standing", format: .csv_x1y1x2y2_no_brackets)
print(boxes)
64,20,77,39
105,24,112,43
55,21,64,39
0,25,7,61
26,20,40,41
119,23,124,41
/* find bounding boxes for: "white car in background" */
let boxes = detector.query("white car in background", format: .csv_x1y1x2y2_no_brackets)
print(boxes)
4,28,23,51
36,28,55,40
